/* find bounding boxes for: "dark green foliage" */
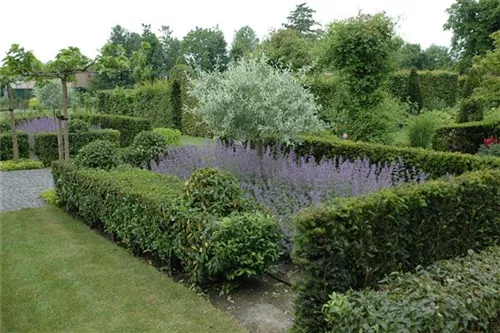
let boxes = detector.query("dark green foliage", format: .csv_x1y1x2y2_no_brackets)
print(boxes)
34,129,120,166
283,2,319,37
0,131,29,161
262,29,313,70
74,140,120,170
181,26,229,72
51,162,281,285
96,88,136,115
68,119,90,133
184,168,244,216
323,247,500,333
292,170,500,333
462,68,482,98
408,68,423,113
291,135,500,179
73,114,151,147
457,98,484,123
170,79,182,130
432,119,500,153
478,143,500,157
124,131,168,168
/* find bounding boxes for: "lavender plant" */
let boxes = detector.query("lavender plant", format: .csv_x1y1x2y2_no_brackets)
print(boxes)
16,117,57,135
153,141,428,249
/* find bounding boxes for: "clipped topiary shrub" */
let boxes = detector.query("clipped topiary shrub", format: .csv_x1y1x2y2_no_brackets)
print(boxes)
408,68,423,113
458,98,484,123
68,118,90,133
0,131,30,161
170,80,183,130
184,167,244,216
123,131,168,168
75,140,120,170
152,127,181,146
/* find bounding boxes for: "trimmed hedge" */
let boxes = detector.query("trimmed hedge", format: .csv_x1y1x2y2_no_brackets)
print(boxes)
73,114,151,147
433,119,500,154
34,129,120,166
292,169,500,333
51,162,281,284
323,247,500,333
289,135,500,179
0,131,30,161
0,158,44,171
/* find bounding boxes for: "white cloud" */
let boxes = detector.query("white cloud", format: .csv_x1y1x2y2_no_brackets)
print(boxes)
0,0,454,62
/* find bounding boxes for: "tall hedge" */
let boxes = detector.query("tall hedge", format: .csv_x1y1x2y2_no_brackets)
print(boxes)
0,131,29,161
34,129,120,166
73,114,151,147
287,135,500,179
292,169,500,333
432,119,500,154
408,68,423,113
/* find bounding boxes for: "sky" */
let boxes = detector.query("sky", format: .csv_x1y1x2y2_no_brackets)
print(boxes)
0,0,455,62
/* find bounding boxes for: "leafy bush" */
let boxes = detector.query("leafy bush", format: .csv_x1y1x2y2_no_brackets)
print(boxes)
75,140,120,170
0,131,29,161
458,98,484,123
73,114,151,147
123,131,168,168
152,127,181,146
40,189,60,206
0,158,44,171
68,119,90,133
292,169,500,333
408,68,423,113
34,129,120,166
184,168,244,216
432,119,500,154
323,247,500,333
478,137,500,157
407,113,437,148
52,162,281,285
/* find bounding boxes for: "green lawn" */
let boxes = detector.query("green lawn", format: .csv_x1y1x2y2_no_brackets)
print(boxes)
180,135,214,147
0,207,245,333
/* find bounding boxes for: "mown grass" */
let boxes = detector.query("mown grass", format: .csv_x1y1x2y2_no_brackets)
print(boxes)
0,206,245,333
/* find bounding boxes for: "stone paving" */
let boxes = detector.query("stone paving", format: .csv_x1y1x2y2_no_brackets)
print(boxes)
0,169,54,212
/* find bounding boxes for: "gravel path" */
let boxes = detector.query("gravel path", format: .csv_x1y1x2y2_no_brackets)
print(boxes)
0,169,54,212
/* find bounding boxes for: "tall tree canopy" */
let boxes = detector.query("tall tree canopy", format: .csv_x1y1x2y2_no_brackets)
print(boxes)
283,2,320,38
261,29,313,70
181,26,229,72
444,0,500,71
230,26,259,61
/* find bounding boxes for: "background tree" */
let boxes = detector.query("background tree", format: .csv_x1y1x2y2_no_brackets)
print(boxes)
261,29,313,70
283,2,320,38
444,0,500,71
398,43,427,69
187,56,323,147
130,42,153,83
140,24,167,78
159,25,181,74
408,68,424,113
46,47,92,160
0,44,41,162
471,31,500,108
181,26,229,71
422,44,454,70
230,26,259,61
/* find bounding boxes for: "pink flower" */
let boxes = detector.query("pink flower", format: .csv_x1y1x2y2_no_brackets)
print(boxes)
484,136,499,148
342,133,348,140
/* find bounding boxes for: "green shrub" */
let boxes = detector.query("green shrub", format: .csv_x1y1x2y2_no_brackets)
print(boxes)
323,247,500,333
96,88,136,116
292,170,500,333
0,131,30,161
289,135,500,179
408,68,423,113
462,68,481,99
73,114,151,147
458,98,484,123
75,140,120,170
170,79,182,130
184,168,245,216
407,113,437,148
123,131,168,168
0,158,44,171
478,143,500,157
40,189,60,206
152,127,181,146
432,119,500,154
34,129,120,166
68,118,90,133
52,162,281,285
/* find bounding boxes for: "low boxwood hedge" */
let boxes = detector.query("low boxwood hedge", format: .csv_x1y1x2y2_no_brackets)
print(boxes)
292,169,500,333
0,131,29,161
432,119,500,154
51,162,282,285
35,129,120,166
323,247,500,333
73,114,151,147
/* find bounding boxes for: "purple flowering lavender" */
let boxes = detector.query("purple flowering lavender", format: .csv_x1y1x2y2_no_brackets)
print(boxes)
16,117,57,135
153,141,428,250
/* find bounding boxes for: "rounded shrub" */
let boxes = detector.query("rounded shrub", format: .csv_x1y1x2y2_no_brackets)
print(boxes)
184,167,244,216
458,98,484,123
126,131,168,168
68,118,90,133
75,140,120,170
152,127,182,146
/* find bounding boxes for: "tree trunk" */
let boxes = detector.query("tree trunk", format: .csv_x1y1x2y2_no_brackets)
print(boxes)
7,85,19,162
55,110,63,161
61,79,70,160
